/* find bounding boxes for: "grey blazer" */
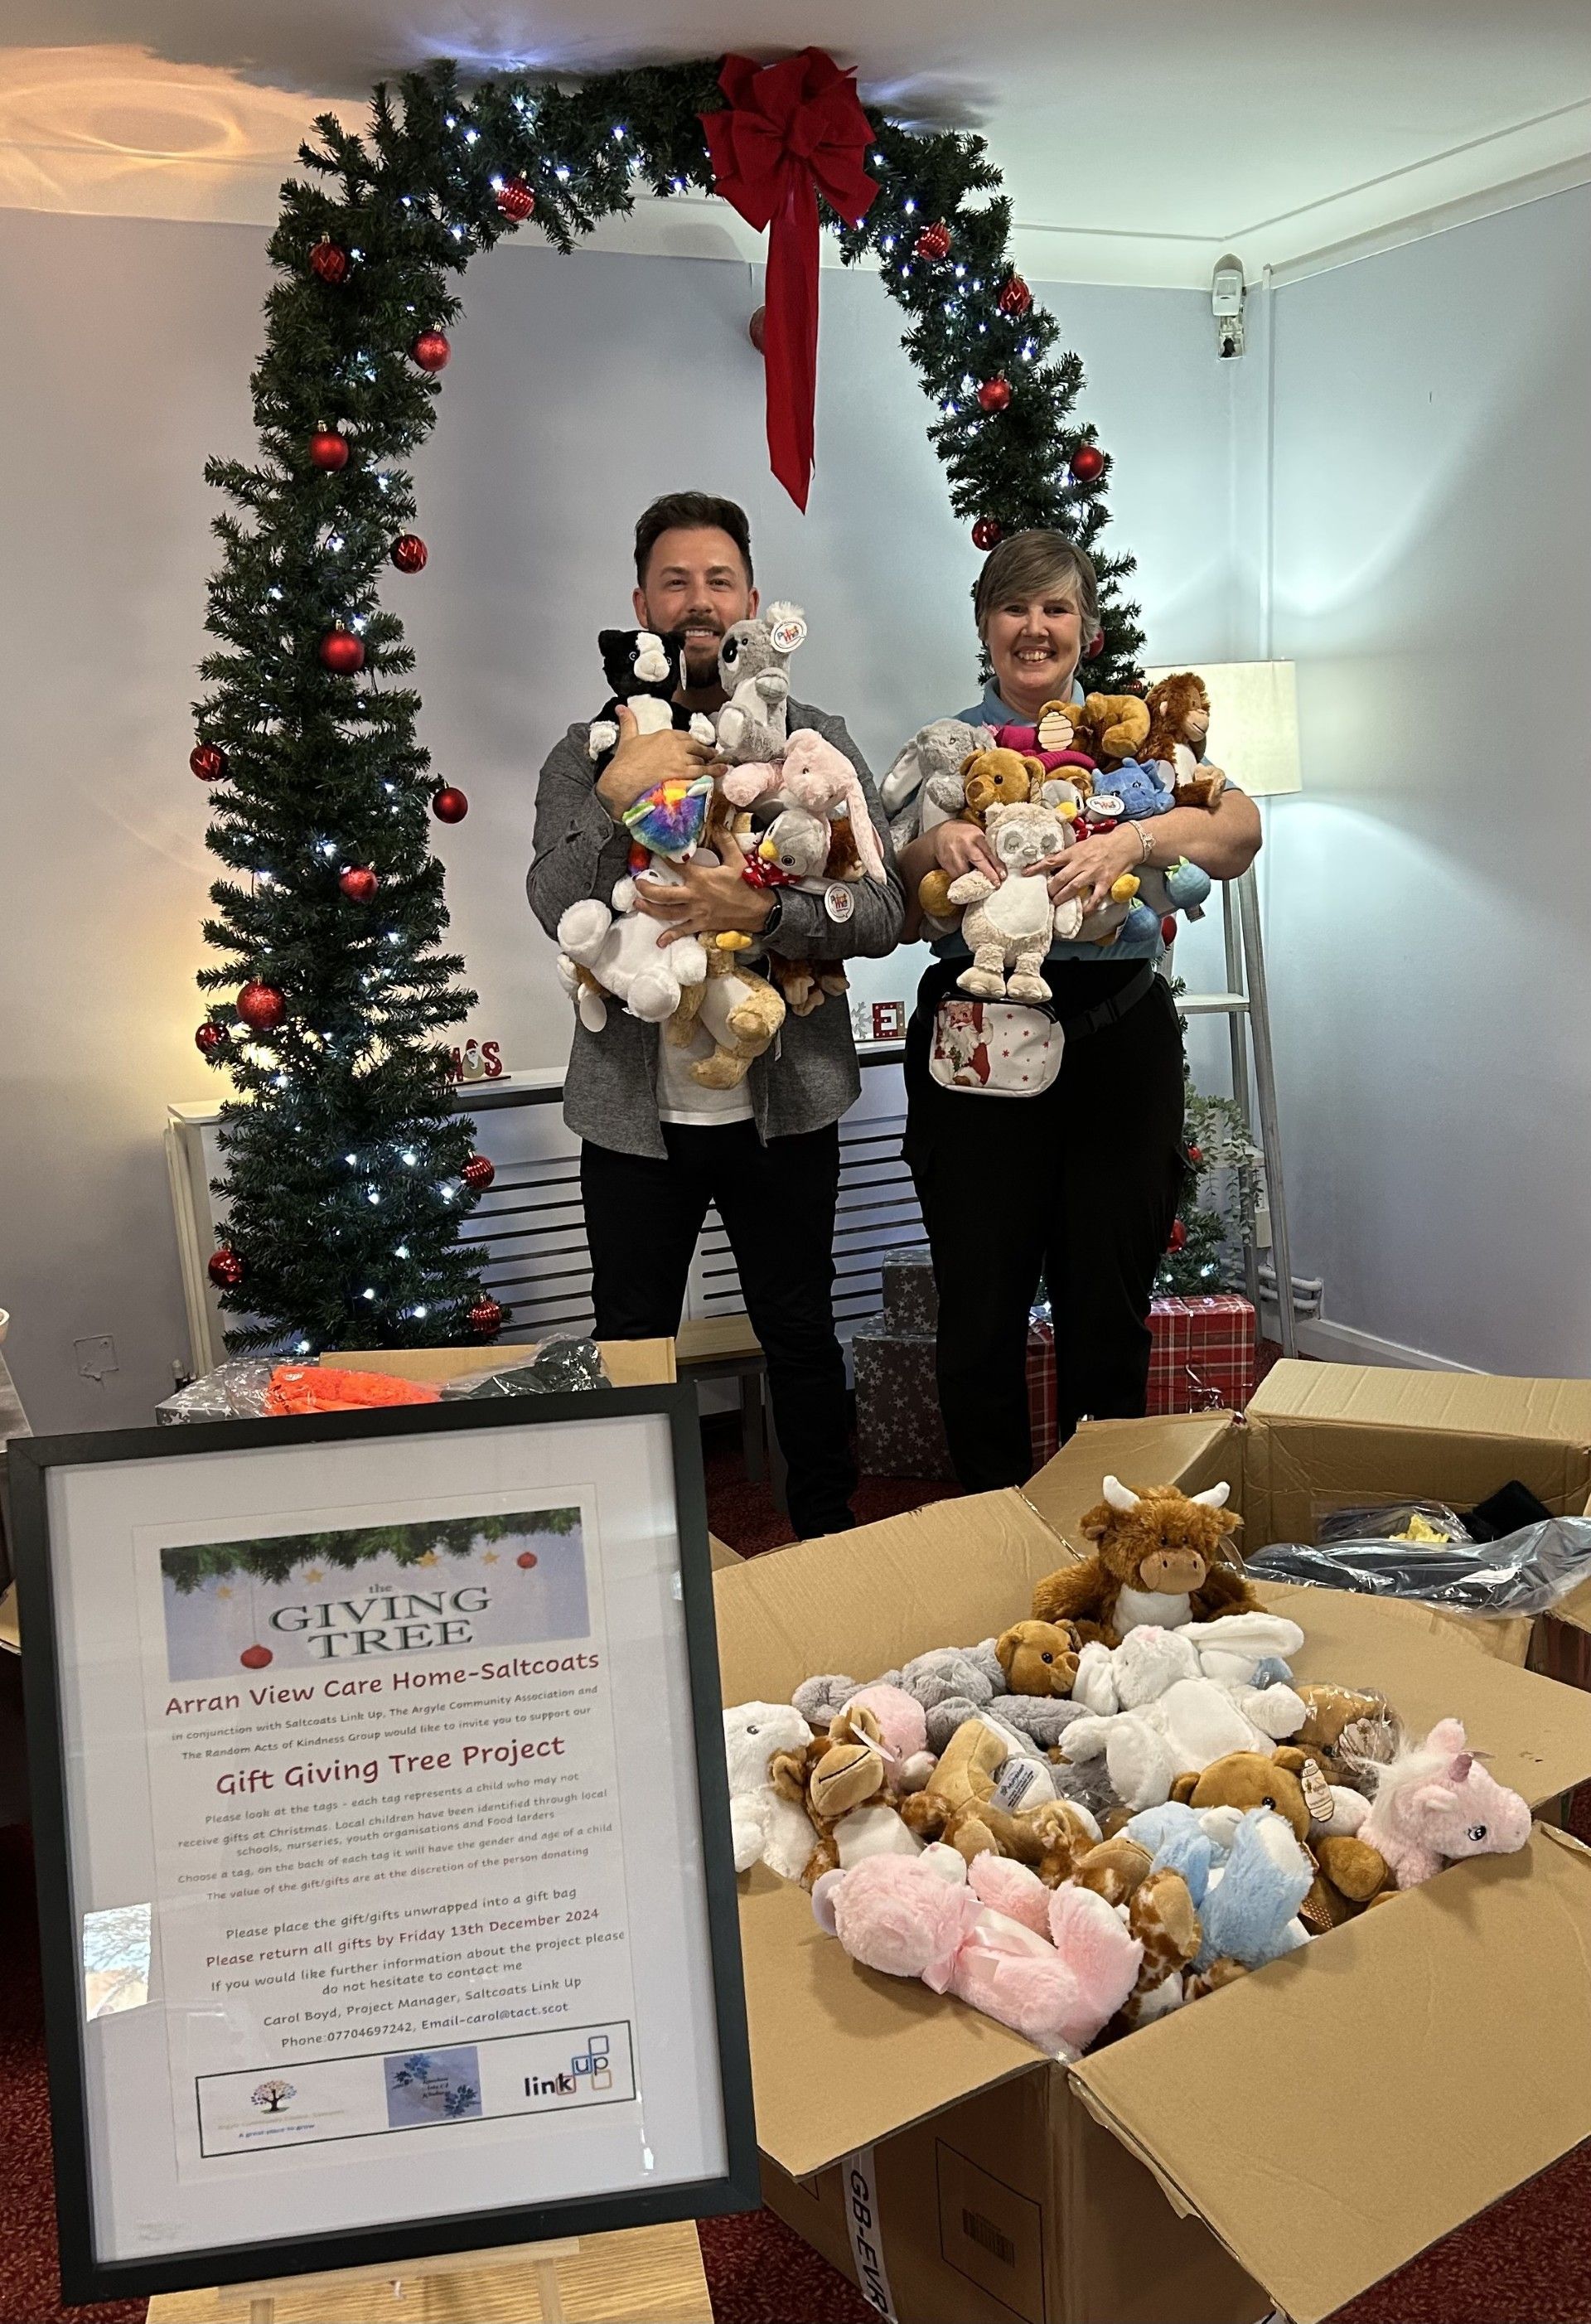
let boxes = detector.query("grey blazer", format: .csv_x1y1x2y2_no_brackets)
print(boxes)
526,700,905,1159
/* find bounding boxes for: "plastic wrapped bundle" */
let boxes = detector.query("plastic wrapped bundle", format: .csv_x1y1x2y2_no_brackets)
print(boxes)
157,1362,282,1422
441,1337,609,1399
1247,1518,1591,1617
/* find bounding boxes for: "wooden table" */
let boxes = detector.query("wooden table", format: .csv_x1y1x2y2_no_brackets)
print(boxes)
147,2220,713,2323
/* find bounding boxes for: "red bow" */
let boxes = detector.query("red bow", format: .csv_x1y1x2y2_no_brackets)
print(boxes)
702,51,877,510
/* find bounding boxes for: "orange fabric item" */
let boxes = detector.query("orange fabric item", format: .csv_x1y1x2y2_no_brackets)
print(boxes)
265,1364,442,1414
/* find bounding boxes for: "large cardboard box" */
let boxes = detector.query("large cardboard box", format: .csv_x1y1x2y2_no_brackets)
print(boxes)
327,1338,677,1390
718,1427,1591,2324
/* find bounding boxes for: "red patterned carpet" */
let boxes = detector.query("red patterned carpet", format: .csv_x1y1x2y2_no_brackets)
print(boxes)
4,1423,1590,2324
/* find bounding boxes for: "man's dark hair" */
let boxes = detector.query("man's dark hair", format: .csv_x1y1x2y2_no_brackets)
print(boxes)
634,492,754,588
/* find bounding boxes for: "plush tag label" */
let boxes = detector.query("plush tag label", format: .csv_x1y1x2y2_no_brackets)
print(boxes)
992,1755,1046,1813
1300,1761,1335,1826
769,614,808,655
825,882,855,923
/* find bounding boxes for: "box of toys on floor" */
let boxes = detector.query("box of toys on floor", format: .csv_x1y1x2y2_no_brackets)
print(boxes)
717,1361,1591,2324
1147,1290,1257,1414
854,1249,1057,1477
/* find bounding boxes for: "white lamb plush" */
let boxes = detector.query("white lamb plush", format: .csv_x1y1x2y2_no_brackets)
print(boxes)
556,879,708,1030
723,1702,818,1883
1061,1613,1310,1813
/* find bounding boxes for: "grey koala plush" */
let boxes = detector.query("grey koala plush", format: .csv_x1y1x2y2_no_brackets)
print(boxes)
715,601,807,763
791,1673,856,1728
880,718,994,834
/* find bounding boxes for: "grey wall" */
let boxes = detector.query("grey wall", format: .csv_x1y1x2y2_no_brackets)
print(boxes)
0,209,1240,1430
1263,183,1591,1373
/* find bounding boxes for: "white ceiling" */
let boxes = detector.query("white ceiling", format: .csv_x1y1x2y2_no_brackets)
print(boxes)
4,3,1591,286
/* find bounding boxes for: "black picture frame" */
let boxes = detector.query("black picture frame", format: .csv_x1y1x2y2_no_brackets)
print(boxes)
12,1384,759,2306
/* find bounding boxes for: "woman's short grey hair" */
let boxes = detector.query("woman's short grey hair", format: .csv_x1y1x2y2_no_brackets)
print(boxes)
973,529,1100,649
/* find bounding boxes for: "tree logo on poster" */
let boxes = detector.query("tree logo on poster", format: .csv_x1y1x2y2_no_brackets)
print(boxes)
251,2079,296,2114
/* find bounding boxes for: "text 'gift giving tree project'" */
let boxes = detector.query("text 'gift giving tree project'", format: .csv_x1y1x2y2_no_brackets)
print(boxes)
189,50,1145,1355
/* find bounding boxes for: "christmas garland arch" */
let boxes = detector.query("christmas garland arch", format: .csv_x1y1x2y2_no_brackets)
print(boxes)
192,53,1145,1356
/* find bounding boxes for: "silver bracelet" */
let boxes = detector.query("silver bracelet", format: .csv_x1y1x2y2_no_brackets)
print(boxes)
1138,823,1155,865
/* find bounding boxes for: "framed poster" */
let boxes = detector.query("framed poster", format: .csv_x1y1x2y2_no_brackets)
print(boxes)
13,1387,757,2303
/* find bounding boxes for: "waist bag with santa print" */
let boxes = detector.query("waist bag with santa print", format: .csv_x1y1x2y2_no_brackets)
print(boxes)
927,961,1159,1097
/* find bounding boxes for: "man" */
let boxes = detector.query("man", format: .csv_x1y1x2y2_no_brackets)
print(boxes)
527,491,903,1537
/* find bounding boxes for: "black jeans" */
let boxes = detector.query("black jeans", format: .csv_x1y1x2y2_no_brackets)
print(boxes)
903,960,1187,1493
580,1122,857,1538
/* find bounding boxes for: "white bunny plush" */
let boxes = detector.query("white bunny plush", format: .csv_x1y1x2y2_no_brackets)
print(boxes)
1061,1613,1312,1813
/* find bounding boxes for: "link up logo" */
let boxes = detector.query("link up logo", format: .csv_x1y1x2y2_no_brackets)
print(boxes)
525,2032,613,2099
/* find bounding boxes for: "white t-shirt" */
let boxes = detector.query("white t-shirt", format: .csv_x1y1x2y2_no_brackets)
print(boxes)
655,1015,754,1127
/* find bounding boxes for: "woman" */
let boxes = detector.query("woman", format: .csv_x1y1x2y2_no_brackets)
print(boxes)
895,530,1262,1490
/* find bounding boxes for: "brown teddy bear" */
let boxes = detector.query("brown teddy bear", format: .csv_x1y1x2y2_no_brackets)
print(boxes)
960,745,1039,819
1031,1475,1255,1646
996,1619,1081,1697
1171,1748,1392,1932
1142,673,1225,808
1290,1683,1402,1792
1061,693,1152,771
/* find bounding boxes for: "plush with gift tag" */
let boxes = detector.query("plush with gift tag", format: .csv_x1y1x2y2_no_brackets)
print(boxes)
1060,1614,1311,1812
1291,1682,1402,1791
715,602,808,762
950,801,1082,1000
1032,1475,1254,1645
1172,1747,1391,1932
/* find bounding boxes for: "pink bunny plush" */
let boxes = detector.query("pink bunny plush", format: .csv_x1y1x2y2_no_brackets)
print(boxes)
718,729,886,882
1360,1716,1531,1888
812,1843,1141,2057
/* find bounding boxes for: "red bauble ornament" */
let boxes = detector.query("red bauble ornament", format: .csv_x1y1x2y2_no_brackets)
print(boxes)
1168,1218,1187,1254
190,742,226,781
390,533,428,574
237,980,286,1032
411,328,451,373
1187,1145,1203,1166
208,1246,246,1290
196,1021,226,1059
977,375,1013,414
339,866,379,903
461,1153,496,1193
431,785,468,823
468,1296,505,1338
496,177,535,222
239,1644,273,1670
516,1550,539,1570
310,428,350,472
308,238,348,286
747,305,766,353
1070,443,1106,483
319,628,365,674
998,273,1032,317
971,517,1003,550
1161,914,1178,948
915,220,951,260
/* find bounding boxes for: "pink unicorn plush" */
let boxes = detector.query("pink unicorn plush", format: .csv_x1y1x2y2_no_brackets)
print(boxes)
811,1844,1142,2058
1360,1716,1531,1888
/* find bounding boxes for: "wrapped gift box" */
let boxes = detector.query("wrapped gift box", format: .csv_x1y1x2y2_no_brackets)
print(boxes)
854,1313,1056,1479
881,1247,937,1337
1147,1293,1257,1416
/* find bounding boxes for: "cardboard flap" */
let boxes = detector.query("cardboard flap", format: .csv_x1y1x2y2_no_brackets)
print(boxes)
739,1866,1042,2181
326,1339,677,1387
1265,1581,1591,1805
714,1491,1071,1706
1250,1360,1591,1440
1023,1411,1240,1547
1071,1827,1591,2324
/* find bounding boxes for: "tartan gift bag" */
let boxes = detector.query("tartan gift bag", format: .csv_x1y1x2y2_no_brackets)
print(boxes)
1147,1295,1257,1415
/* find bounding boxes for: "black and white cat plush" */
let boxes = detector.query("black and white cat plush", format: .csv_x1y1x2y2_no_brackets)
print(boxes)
587,628,716,761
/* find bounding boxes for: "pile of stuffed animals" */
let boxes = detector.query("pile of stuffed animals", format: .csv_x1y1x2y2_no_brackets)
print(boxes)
878,672,1221,997
727,1474,1534,2060
555,608,888,1090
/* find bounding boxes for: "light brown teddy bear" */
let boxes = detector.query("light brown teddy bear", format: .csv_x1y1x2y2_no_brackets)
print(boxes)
1061,692,1152,771
996,1619,1081,1697
1032,1474,1255,1646
1289,1682,1401,1791
1172,1748,1392,1932
1142,672,1225,808
960,744,1040,819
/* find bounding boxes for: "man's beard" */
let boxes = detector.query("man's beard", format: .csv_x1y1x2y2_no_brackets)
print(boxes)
679,617,723,688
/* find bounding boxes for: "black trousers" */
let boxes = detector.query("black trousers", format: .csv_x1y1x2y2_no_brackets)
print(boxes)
903,960,1187,1493
580,1122,857,1539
